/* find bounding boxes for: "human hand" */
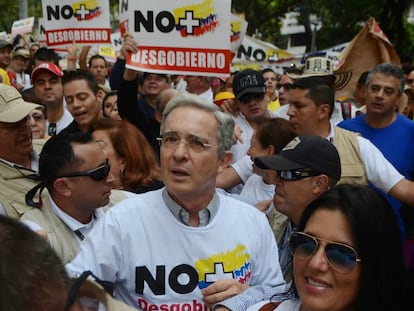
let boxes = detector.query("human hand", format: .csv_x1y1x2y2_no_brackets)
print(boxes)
201,279,249,309
233,124,243,145
220,99,239,116
67,40,79,59
256,199,272,213
120,33,138,59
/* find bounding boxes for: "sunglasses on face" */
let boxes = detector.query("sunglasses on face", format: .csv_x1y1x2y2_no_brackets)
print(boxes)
289,231,361,273
276,169,321,181
276,83,293,91
56,159,111,181
239,93,265,104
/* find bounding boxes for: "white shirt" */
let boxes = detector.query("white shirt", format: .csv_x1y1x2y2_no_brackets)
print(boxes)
46,108,73,135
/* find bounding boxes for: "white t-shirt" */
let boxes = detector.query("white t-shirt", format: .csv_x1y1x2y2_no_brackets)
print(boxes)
67,188,286,309
239,174,275,206
246,298,301,311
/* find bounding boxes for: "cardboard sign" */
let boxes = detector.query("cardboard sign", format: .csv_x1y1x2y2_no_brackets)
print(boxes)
41,0,111,47
125,0,231,76
12,17,35,35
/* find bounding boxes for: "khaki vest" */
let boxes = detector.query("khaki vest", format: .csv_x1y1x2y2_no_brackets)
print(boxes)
21,189,128,264
0,160,38,218
333,126,368,185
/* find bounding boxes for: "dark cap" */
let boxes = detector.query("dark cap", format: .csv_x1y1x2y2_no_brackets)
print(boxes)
0,39,12,50
255,135,341,180
232,69,265,100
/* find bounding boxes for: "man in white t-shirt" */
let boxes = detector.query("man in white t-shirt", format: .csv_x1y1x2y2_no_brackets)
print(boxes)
66,93,286,309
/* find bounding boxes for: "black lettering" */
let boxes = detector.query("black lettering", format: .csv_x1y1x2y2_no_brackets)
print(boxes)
46,5,60,20
61,5,73,19
156,11,175,33
135,266,165,295
120,0,128,13
253,48,266,61
237,45,252,59
134,11,154,32
168,264,198,294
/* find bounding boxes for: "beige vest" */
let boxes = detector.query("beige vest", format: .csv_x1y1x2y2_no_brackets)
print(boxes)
0,160,38,218
333,126,368,185
21,189,128,264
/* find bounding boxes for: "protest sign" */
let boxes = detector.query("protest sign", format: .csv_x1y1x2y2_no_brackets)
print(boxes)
125,0,231,76
41,0,111,47
11,17,35,35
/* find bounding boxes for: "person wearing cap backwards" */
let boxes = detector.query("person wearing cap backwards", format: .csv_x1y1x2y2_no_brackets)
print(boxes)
0,84,43,218
7,47,31,91
0,39,13,86
288,75,414,240
32,62,73,136
205,135,341,310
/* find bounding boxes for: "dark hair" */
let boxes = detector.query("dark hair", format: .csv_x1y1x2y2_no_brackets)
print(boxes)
297,184,405,311
357,71,370,86
39,132,94,189
91,119,161,191
254,117,297,153
143,72,169,83
32,47,59,65
366,63,404,95
88,54,107,68
0,215,69,311
260,68,276,76
62,69,100,95
292,77,335,118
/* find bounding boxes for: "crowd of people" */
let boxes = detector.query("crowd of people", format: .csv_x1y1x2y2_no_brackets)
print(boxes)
1,31,414,311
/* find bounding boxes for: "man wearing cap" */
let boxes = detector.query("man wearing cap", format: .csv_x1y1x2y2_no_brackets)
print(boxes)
7,47,31,91
0,39,13,86
32,63,73,136
206,135,341,310
289,75,414,239
339,63,414,241
0,84,43,218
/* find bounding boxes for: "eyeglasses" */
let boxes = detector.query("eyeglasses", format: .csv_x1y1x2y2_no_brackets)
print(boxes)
276,83,293,91
289,231,361,273
276,169,321,181
238,93,265,104
56,159,110,181
157,132,216,152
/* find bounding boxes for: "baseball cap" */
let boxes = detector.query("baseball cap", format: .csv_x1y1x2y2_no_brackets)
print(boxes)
31,63,64,84
255,135,341,180
214,91,235,106
0,39,12,50
232,69,265,100
0,84,42,123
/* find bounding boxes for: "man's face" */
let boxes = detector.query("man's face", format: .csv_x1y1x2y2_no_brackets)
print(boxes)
288,88,324,136
0,116,33,162
365,73,400,117
237,93,268,122
89,58,107,84
10,56,28,73
277,75,294,105
0,46,11,69
263,71,277,97
63,142,113,210
142,74,170,97
33,72,64,107
64,79,101,131
160,106,230,208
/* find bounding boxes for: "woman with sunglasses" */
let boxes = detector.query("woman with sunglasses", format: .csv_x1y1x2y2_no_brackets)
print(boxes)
253,184,407,311
91,118,163,193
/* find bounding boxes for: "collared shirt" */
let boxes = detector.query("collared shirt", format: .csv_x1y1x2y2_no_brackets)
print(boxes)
162,188,219,227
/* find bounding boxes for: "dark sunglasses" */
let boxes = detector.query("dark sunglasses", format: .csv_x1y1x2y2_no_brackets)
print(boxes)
276,169,321,181
239,93,265,104
289,231,361,273
56,159,111,181
276,83,293,91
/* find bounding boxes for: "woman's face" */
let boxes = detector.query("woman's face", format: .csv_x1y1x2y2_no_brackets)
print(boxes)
92,129,125,190
103,94,118,119
28,108,46,139
247,132,269,176
294,208,361,311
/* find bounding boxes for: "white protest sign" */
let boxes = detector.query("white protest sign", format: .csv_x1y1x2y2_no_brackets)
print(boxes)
12,17,35,35
125,0,231,76
111,31,123,52
41,0,111,47
230,14,248,55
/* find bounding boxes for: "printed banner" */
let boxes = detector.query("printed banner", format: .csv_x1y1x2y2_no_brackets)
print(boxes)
125,0,232,76
41,0,111,47
11,17,35,35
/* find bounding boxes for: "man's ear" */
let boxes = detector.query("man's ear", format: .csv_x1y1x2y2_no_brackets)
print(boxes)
312,175,329,195
53,178,72,197
218,151,233,173
318,103,331,120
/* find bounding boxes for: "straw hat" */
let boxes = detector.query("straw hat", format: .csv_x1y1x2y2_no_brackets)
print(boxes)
288,56,352,90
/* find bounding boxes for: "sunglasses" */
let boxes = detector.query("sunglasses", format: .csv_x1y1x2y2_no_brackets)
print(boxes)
289,231,361,273
56,159,111,181
276,83,293,91
239,93,265,104
277,169,321,181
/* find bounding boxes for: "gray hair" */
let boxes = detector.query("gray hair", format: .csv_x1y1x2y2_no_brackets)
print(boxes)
366,63,405,95
160,93,234,158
